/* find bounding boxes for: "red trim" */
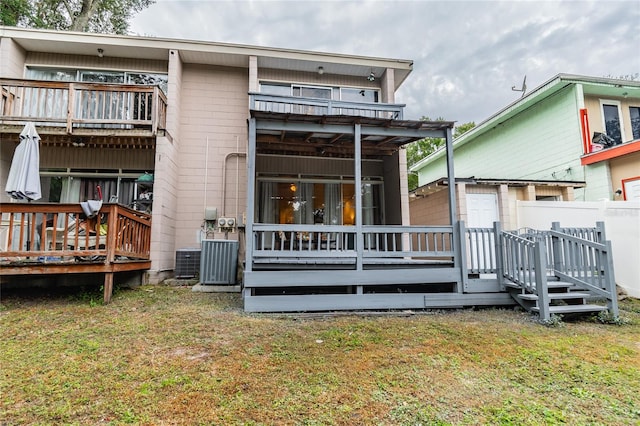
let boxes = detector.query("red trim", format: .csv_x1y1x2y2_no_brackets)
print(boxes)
622,176,640,201
581,139,640,165
580,108,591,154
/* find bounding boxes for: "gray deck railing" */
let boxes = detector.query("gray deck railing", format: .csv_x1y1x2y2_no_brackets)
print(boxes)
249,93,404,119
549,229,617,305
362,225,454,258
501,231,551,319
253,224,357,259
464,226,498,274
1,78,167,133
251,224,454,262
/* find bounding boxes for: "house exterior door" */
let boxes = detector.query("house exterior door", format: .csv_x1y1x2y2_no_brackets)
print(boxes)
466,193,499,273
467,193,499,227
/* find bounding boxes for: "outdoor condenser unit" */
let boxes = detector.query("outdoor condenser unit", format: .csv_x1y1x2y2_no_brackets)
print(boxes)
200,240,238,285
175,249,201,278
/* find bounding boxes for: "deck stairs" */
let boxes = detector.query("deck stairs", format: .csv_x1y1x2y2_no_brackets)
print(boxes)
500,223,618,321
505,276,609,317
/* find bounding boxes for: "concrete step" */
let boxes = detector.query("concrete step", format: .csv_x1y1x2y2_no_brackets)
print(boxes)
531,304,608,314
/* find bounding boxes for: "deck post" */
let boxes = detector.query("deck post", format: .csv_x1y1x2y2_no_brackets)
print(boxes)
534,241,550,321
103,272,114,304
595,221,606,243
67,83,75,133
494,221,504,290
602,239,619,317
354,123,363,273
444,126,460,291
458,220,469,292
551,222,562,274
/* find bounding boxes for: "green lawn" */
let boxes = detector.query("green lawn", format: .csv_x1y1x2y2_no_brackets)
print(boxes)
1,285,639,425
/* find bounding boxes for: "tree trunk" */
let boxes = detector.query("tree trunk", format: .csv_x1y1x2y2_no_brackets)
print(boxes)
69,0,98,31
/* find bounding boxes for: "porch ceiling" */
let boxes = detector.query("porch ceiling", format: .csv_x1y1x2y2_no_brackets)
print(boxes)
252,111,453,159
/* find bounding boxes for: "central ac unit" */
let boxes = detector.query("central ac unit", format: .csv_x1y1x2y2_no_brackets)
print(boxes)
175,248,201,278
200,240,238,285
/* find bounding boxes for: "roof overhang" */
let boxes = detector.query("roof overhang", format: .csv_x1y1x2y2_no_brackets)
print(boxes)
0,26,413,90
411,177,586,198
252,111,453,160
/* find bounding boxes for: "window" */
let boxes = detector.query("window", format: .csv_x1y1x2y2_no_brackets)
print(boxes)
257,178,383,225
26,67,168,93
600,100,624,145
341,88,379,103
630,106,640,140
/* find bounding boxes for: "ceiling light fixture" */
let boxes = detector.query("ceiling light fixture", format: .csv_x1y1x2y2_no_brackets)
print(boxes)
317,66,324,75
367,71,375,82
97,48,104,58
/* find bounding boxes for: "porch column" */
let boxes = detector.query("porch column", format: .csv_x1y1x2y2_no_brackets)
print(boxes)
445,126,462,293
354,123,364,276
245,118,257,275
445,127,457,224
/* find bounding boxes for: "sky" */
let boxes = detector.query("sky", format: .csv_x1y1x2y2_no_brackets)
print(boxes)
130,0,640,125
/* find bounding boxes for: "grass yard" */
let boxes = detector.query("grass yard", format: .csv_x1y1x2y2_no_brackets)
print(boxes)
1,284,639,425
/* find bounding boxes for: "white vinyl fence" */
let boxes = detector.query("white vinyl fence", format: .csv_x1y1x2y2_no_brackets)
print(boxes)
516,201,640,298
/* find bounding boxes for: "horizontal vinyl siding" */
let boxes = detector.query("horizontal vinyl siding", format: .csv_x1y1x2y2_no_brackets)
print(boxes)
25,52,168,74
419,86,584,185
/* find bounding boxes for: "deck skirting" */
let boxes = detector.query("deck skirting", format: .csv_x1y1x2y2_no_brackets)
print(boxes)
244,292,515,313
244,267,461,287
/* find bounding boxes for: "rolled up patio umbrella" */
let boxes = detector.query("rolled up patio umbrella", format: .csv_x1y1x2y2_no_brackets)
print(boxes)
5,122,42,201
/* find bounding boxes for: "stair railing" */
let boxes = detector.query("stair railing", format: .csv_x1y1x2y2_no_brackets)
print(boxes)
549,229,618,317
501,231,550,320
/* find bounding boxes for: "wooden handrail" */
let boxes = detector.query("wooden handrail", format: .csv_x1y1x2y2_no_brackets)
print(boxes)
0,203,151,262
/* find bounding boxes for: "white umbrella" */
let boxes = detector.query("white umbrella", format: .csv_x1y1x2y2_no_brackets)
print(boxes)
5,122,42,201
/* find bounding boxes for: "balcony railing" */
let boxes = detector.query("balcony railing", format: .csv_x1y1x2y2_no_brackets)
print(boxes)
1,78,167,134
249,93,404,119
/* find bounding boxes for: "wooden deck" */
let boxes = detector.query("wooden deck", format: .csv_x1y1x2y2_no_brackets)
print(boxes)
1,203,152,303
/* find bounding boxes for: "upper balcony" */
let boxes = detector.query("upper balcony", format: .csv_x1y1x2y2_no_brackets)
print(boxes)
249,92,404,120
1,78,167,138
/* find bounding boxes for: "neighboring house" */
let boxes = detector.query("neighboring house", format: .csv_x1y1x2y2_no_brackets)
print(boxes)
410,74,640,228
410,177,585,231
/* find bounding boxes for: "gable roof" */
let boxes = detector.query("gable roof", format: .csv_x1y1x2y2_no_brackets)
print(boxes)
410,73,640,172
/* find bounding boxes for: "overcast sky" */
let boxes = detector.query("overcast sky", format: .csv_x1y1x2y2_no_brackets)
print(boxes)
130,0,640,125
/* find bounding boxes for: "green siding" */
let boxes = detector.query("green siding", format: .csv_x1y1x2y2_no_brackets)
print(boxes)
418,85,602,197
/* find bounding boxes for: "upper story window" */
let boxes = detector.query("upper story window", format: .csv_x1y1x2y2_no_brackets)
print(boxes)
600,100,625,145
630,106,640,140
26,67,168,94
260,82,379,103
341,88,379,103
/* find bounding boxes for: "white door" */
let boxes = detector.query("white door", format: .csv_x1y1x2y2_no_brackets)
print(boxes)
467,193,499,227
466,193,499,273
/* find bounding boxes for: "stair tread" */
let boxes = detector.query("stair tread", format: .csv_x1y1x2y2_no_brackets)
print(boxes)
518,292,592,301
532,304,608,314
